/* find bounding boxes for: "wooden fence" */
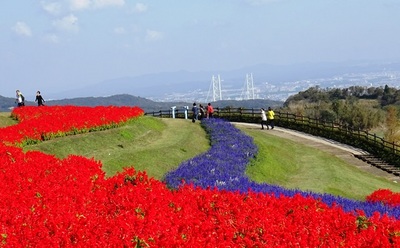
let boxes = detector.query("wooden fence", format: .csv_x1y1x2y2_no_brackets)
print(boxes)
145,107,400,167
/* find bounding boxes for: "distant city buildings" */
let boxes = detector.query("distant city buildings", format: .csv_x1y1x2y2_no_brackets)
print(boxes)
148,70,400,103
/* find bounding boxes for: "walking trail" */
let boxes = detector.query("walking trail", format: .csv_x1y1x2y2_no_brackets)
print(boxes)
233,122,400,183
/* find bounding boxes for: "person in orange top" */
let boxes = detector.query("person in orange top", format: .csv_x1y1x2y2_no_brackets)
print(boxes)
207,103,214,118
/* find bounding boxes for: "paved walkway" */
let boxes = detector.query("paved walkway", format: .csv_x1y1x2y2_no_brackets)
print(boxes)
233,122,400,183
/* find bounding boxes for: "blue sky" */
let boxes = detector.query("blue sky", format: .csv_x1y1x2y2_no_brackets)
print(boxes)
1,0,400,98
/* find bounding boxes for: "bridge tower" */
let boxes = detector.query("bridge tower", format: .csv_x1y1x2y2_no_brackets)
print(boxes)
207,75,223,102
242,73,255,100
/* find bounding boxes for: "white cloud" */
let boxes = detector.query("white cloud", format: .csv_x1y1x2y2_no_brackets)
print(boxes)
145,29,163,41
53,14,79,32
134,3,147,13
69,0,124,10
41,1,62,15
69,0,91,10
42,34,60,43
114,27,126,34
93,0,125,8
12,22,32,37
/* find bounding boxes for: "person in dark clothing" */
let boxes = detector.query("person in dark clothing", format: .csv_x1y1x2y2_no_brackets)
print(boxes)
192,102,199,123
199,104,205,120
35,91,45,106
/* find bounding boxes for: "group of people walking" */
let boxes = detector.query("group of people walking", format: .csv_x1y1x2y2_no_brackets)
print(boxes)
261,107,275,130
192,102,214,123
15,90,45,107
191,102,275,130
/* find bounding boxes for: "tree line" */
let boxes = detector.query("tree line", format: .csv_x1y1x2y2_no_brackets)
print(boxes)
282,85,400,143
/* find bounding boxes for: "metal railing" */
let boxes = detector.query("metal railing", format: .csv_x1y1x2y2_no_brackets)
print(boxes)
145,107,400,167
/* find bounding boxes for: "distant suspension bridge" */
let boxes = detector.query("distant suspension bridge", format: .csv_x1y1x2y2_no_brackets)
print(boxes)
206,73,257,102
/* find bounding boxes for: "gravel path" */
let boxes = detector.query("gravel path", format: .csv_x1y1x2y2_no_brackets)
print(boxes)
233,122,400,183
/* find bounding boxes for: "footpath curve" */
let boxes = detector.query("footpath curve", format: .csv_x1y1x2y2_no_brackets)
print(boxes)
233,122,400,183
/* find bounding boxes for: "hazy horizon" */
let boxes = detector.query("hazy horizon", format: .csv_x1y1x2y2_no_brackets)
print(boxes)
2,1,400,99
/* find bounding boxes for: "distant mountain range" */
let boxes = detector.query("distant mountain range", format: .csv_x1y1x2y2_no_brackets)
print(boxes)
48,61,400,101
0,94,283,113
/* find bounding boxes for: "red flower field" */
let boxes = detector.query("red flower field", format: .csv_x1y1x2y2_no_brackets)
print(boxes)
1,106,400,247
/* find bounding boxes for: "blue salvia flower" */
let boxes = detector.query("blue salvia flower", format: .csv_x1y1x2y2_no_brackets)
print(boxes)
164,118,400,219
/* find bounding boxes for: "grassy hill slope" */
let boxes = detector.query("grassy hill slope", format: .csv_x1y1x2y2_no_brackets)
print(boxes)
2,114,399,200
24,117,210,179
0,112,17,127
238,126,400,200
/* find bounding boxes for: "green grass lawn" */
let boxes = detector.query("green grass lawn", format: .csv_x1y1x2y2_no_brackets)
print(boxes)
15,115,400,200
238,126,400,200
0,112,16,127
24,117,210,179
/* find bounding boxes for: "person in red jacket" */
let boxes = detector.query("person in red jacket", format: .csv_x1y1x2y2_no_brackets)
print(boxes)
207,103,214,118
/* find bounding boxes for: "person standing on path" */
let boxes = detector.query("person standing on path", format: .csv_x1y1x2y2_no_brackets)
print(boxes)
35,91,45,106
261,108,267,130
199,104,205,120
192,102,199,123
207,103,214,118
267,107,275,130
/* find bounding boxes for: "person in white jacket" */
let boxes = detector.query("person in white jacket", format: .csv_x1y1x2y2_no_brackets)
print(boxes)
260,108,267,130
15,90,25,107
